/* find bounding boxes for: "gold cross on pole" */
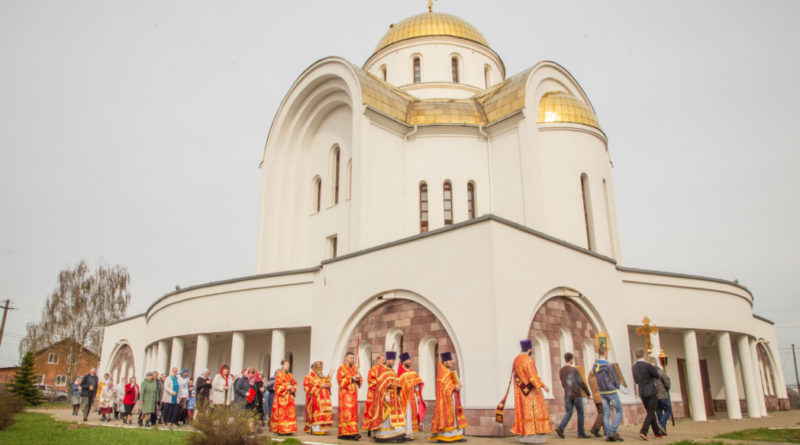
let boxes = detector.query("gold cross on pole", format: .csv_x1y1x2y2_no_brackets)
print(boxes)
635,316,659,356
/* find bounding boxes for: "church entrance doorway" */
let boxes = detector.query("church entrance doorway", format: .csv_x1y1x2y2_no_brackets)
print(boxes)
677,358,715,418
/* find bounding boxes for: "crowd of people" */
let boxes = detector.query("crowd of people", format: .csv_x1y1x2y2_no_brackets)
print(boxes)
71,340,673,443
72,365,277,428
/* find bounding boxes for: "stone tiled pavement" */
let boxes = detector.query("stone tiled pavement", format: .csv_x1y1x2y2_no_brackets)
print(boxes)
34,407,800,445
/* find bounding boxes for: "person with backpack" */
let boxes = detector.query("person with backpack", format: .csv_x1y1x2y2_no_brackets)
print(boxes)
592,346,624,442
555,352,592,439
650,358,671,434
632,349,665,440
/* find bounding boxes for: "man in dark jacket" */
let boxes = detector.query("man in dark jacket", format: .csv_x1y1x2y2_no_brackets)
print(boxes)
632,349,664,440
555,352,592,439
650,358,671,434
80,367,99,421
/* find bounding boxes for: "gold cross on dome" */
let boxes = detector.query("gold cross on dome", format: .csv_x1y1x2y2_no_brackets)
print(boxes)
428,0,436,12
635,316,659,355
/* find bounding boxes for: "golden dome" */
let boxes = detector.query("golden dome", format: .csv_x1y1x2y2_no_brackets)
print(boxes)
538,91,601,129
375,12,489,53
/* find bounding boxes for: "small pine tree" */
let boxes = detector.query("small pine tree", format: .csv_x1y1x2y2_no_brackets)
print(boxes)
9,352,41,405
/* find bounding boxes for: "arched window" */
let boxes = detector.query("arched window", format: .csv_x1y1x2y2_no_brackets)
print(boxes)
385,328,403,354
558,327,574,366
419,182,429,233
603,179,615,257
484,65,491,89
346,159,352,201
451,56,459,83
331,145,340,205
443,180,453,225
413,57,421,83
582,340,595,374
467,181,476,219
380,65,387,81
580,173,596,251
418,336,438,399
312,176,322,213
358,343,372,393
533,334,553,399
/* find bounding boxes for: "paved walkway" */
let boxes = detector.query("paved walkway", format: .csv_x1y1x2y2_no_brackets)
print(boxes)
32,407,800,444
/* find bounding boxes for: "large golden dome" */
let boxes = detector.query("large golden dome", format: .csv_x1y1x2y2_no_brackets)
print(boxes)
375,12,489,53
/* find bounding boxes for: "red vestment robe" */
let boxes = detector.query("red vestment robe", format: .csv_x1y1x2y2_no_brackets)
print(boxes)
337,363,362,436
372,364,405,435
511,353,552,436
270,370,298,434
430,362,467,439
303,370,333,434
398,365,425,432
363,364,381,431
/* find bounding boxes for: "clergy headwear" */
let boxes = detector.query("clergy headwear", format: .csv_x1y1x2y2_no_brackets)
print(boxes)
440,352,453,362
399,352,411,362
385,351,397,360
520,339,533,352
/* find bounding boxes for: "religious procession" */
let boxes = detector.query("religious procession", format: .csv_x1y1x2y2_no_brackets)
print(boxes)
77,336,672,444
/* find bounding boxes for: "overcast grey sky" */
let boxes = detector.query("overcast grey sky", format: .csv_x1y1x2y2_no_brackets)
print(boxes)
1,1,799,376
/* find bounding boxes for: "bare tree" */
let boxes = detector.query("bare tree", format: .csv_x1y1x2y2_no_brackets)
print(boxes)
20,260,131,384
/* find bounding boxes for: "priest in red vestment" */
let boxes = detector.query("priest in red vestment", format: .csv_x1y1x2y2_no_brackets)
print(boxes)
429,352,468,442
363,353,385,434
370,351,406,442
270,359,298,435
511,339,552,444
397,352,425,439
337,352,363,440
303,361,333,435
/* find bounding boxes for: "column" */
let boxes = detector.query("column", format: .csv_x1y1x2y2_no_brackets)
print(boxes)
749,338,768,416
156,340,169,375
169,337,184,372
230,332,245,376
737,335,760,418
717,332,742,419
194,334,210,379
271,329,286,375
141,346,149,374
683,330,707,421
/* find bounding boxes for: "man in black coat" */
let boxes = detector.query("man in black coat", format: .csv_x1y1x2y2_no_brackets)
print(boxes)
80,367,99,421
632,349,665,440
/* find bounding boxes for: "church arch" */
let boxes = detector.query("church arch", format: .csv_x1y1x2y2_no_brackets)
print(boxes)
527,290,603,406
418,335,438,399
334,290,464,401
107,342,135,384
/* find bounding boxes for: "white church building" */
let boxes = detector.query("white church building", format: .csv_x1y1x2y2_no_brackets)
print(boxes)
100,8,790,435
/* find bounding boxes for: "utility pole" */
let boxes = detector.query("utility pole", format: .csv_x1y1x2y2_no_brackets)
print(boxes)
793,344,799,389
0,299,11,348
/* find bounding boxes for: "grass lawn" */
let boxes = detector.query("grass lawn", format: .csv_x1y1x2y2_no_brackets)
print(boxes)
0,411,189,445
717,428,800,443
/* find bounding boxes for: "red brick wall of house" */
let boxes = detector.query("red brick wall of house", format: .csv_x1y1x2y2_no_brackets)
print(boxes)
32,343,99,389
0,367,18,385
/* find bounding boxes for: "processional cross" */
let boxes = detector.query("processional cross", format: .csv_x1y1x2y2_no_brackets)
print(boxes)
635,316,658,356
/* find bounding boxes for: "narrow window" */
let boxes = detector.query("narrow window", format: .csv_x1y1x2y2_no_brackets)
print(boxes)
451,57,459,83
467,181,476,219
380,65,387,81
327,234,338,258
419,182,429,233
443,180,453,225
603,179,615,257
413,57,421,83
581,173,596,251
312,176,322,213
484,65,491,89
331,146,340,205
346,159,352,200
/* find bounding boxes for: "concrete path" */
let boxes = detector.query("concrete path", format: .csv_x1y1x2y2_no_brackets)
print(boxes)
32,407,800,445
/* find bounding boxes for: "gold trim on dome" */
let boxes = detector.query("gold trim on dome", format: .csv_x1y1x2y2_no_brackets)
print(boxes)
375,12,489,53
537,91,601,129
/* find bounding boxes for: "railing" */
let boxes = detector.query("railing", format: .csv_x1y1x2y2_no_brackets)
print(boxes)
787,384,800,409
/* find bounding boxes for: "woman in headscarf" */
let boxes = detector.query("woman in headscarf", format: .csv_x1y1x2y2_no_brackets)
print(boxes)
98,381,115,422
234,368,254,408
211,364,232,406
161,367,181,426
195,368,212,407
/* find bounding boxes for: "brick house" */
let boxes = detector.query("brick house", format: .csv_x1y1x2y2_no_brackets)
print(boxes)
31,339,99,389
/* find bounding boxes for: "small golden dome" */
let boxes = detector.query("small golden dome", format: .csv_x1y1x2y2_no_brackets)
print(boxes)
375,12,489,53
538,91,601,129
